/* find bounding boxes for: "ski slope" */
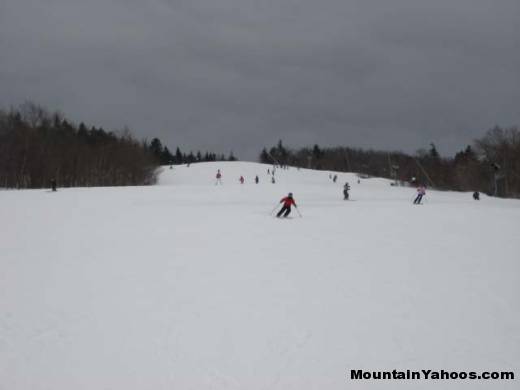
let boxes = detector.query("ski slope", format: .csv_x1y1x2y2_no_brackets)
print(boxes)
1,161,519,389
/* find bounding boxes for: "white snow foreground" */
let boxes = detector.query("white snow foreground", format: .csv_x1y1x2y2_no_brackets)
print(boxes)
1,161,519,389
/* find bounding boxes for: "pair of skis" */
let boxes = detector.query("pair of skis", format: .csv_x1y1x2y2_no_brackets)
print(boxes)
270,204,302,218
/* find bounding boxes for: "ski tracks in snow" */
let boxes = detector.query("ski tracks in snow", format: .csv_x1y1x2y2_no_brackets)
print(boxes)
268,329,313,388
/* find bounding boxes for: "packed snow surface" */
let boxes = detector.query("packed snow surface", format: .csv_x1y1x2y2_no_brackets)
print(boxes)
1,161,519,389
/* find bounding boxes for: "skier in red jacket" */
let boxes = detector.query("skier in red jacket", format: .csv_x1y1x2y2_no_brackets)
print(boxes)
277,193,297,218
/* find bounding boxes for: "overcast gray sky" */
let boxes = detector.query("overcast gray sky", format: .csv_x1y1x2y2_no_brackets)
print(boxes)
1,0,519,159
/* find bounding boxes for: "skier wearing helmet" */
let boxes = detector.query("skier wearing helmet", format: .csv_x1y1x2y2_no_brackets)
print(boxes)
277,193,297,218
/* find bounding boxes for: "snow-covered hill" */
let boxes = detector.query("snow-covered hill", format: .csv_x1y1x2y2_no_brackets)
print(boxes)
1,161,519,389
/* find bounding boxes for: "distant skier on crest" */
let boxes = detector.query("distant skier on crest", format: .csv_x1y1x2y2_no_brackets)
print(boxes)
239,176,245,184
215,169,223,185
276,193,297,218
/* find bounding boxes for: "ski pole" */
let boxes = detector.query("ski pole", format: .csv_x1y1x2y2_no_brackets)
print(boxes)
270,202,280,215
295,206,303,218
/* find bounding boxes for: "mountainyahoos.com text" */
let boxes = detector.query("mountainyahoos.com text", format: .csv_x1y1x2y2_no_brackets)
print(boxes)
350,369,514,381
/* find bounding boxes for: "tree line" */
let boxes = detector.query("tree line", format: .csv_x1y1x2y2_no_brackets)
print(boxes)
260,126,520,198
148,137,237,165
0,103,234,189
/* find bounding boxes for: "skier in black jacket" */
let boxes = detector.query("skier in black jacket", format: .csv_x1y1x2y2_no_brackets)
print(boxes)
343,182,350,200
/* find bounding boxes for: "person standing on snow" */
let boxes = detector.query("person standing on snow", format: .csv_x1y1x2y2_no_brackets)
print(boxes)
413,185,426,204
215,169,223,185
239,176,245,184
255,175,259,184
343,182,350,200
277,193,297,218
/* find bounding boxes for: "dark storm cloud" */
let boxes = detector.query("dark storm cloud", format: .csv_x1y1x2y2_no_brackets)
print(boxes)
1,0,519,159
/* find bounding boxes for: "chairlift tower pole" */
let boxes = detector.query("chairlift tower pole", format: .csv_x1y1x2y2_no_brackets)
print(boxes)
492,163,501,197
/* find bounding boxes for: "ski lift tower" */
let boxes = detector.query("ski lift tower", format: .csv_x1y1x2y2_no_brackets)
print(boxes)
492,162,506,197
391,164,399,186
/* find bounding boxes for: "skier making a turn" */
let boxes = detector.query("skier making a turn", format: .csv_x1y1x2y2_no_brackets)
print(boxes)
277,193,297,218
